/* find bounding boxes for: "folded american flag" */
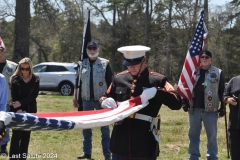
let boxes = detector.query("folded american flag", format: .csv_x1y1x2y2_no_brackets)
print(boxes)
2,96,147,131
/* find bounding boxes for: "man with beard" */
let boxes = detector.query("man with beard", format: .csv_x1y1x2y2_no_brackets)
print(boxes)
73,41,113,160
182,50,225,160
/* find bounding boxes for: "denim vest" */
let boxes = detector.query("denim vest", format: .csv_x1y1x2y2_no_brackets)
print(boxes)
80,57,108,100
2,60,17,101
191,65,221,112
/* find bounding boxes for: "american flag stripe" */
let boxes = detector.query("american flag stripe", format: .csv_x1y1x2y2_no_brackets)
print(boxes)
177,10,208,102
179,53,198,98
4,96,148,130
36,96,141,120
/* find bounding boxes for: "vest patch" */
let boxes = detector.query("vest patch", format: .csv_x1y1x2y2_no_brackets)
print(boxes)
208,96,212,101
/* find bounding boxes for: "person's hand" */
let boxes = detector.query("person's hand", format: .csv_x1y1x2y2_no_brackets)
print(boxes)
218,107,226,117
13,101,21,108
0,121,6,141
0,111,12,126
140,87,157,104
182,104,190,112
227,97,238,106
73,99,79,108
101,98,117,109
182,98,190,112
16,109,26,113
99,97,107,103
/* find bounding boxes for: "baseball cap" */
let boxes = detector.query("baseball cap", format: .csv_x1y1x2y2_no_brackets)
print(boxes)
202,50,212,58
87,41,98,48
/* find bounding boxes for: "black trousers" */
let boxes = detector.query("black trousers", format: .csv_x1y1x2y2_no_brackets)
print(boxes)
9,130,31,160
228,129,240,160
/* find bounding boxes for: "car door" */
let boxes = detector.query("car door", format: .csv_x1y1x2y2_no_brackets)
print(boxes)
43,65,66,88
33,65,47,89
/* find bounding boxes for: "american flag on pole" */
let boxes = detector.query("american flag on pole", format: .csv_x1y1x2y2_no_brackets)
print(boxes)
1,96,148,131
177,10,208,102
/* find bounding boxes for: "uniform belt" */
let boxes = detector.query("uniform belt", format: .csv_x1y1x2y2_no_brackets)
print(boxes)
129,113,153,122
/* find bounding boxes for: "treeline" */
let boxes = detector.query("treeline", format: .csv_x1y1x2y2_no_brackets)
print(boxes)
0,0,240,82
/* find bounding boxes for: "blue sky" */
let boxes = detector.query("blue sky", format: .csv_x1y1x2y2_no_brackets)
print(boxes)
2,0,230,22
210,0,229,5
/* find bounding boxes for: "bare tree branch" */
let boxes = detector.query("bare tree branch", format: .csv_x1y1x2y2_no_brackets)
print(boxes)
85,0,111,26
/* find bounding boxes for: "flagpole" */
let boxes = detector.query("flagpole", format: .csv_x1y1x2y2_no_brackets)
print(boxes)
80,8,90,61
224,105,230,158
77,9,91,102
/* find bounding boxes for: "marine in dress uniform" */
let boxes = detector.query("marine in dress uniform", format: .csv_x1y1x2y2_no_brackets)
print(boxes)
102,45,182,160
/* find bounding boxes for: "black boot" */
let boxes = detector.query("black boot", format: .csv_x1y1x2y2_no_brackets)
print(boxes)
77,153,91,159
0,143,8,156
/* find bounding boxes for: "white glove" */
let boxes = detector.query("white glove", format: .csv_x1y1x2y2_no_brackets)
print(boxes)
101,98,117,109
140,87,157,104
0,111,12,125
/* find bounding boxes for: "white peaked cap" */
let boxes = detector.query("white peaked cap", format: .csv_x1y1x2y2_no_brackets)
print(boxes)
117,45,151,66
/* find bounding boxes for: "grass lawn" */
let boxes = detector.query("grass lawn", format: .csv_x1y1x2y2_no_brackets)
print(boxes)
0,94,230,160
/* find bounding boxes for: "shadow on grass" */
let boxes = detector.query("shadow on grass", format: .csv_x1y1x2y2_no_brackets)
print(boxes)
38,91,61,96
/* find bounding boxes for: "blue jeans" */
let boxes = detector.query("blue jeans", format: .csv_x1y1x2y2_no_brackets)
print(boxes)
112,154,156,160
82,100,110,156
188,108,218,160
0,128,10,146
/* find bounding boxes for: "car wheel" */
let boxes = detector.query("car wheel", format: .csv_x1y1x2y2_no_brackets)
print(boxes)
59,82,74,96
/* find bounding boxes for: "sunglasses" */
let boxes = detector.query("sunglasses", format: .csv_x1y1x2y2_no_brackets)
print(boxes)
201,56,210,59
87,47,97,50
20,67,30,71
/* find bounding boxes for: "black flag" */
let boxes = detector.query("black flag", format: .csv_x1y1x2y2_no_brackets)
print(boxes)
80,9,91,60
77,9,92,108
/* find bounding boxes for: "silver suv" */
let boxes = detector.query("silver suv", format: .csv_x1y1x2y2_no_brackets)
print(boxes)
33,62,77,96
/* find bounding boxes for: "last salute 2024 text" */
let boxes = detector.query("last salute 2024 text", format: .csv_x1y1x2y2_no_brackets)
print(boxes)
9,153,58,159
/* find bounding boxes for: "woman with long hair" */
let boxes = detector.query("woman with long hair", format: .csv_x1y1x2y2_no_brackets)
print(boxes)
9,57,39,160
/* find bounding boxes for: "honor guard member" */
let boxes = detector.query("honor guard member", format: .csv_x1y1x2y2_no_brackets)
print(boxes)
182,51,225,160
73,41,113,160
100,45,182,160
223,76,240,160
0,37,17,156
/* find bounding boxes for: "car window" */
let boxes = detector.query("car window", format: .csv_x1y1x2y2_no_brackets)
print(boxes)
58,66,68,71
33,65,47,73
45,65,68,72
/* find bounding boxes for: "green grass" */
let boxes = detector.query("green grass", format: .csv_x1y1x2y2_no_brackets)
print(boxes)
0,94,231,160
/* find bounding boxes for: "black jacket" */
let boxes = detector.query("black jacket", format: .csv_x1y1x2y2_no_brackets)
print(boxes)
10,74,39,113
223,75,240,129
106,68,182,159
